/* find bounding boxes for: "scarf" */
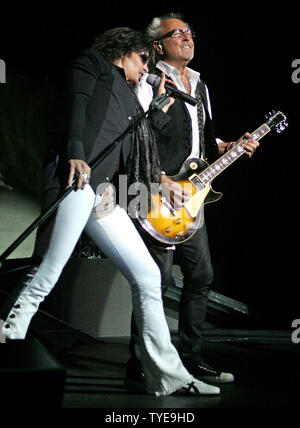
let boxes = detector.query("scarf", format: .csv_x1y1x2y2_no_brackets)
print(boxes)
126,108,161,197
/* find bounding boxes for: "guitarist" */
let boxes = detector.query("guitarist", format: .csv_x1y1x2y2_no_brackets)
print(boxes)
126,13,259,388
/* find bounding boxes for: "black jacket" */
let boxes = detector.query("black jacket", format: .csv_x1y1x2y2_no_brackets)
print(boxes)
152,68,219,175
62,48,169,191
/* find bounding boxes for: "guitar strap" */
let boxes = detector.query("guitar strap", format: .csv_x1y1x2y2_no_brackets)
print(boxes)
195,80,208,161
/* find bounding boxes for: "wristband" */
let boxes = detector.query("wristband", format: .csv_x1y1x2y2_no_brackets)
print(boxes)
225,142,234,152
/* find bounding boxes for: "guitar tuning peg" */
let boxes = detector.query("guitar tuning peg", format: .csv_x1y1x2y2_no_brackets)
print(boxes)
276,122,287,133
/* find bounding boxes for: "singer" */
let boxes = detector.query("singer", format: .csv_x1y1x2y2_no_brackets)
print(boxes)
126,13,260,388
0,27,220,397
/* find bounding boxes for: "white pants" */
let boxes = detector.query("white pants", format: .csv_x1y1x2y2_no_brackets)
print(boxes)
2,185,193,395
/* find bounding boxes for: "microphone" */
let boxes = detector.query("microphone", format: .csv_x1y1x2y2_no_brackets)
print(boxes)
146,74,198,106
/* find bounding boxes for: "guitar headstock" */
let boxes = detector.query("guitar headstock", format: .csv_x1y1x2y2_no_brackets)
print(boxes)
265,110,288,133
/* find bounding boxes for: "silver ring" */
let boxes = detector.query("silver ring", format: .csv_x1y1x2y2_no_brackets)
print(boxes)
82,173,90,180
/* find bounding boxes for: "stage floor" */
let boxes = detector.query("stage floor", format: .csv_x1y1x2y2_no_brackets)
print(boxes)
41,330,300,409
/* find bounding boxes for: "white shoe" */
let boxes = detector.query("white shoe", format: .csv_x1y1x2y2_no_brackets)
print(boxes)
185,360,235,384
175,378,220,395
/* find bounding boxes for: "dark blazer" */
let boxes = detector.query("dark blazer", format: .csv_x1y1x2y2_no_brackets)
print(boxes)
62,48,169,191
152,68,219,175
66,48,143,191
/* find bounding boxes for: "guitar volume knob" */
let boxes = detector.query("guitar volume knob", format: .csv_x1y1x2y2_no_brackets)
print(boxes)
189,162,198,170
165,227,173,233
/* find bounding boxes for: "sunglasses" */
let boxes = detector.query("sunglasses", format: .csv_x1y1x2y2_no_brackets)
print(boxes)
139,51,149,65
160,28,195,40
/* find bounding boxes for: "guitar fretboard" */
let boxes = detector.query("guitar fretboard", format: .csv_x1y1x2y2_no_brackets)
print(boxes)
190,123,271,189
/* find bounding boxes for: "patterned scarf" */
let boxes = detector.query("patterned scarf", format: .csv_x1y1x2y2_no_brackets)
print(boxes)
126,107,161,196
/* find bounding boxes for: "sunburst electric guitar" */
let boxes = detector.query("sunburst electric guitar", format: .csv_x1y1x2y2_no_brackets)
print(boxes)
137,111,288,245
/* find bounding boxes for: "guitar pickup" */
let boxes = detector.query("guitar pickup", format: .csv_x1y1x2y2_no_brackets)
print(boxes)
189,174,205,190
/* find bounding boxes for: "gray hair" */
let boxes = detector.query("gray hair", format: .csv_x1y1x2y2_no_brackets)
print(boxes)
145,12,189,69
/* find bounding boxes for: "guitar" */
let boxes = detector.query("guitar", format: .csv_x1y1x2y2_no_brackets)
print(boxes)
136,111,288,245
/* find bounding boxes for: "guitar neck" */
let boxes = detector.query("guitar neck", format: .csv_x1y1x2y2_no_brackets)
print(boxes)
191,123,271,187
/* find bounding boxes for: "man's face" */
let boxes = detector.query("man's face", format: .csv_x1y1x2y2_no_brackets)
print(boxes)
159,18,195,64
123,51,149,86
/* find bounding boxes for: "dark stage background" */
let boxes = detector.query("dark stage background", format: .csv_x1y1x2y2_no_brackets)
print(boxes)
1,3,299,325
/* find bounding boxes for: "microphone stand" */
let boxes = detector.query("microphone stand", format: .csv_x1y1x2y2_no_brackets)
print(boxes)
0,94,170,273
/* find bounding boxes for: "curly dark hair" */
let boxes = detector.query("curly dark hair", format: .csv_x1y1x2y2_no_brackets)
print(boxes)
92,27,149,63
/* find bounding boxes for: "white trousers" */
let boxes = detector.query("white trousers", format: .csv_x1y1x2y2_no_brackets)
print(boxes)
2,185,193,395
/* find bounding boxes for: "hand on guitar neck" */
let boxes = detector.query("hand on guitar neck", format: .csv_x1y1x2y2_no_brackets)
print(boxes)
160,174,191,209
240,132,260,157
218,132,260,157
